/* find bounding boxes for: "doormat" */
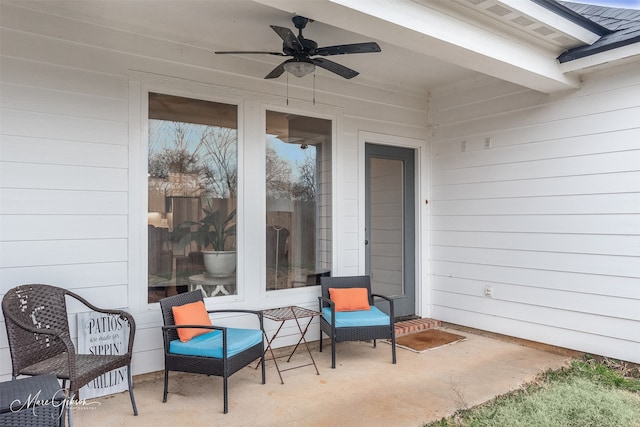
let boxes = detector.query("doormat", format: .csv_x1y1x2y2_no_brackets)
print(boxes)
392,329,466,353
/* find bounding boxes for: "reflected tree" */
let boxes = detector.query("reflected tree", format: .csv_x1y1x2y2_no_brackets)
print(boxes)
198,127,238,199
266,143,293,199
293,153,316,201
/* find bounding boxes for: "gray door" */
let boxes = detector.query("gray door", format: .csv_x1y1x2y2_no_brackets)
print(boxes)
365,143,415,318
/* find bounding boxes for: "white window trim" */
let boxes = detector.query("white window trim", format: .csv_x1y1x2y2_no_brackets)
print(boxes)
258,102,341,303
129,76,245,312
357,131,431,318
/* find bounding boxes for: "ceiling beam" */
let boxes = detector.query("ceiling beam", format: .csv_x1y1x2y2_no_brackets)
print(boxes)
255,0,580,93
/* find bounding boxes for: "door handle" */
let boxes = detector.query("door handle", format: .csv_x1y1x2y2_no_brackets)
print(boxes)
365,240,369,245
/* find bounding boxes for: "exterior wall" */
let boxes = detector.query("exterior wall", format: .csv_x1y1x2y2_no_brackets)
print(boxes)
430,63,640,364
0,4,428,380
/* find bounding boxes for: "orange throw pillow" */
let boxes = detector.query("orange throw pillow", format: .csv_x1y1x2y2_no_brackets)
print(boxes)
329,288,371,312
172,301,212,342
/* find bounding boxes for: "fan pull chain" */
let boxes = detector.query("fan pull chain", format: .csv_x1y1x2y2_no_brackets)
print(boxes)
286,73,289,106
313,73,316,105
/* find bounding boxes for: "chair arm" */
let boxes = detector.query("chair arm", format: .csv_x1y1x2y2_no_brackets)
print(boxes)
3,308,78,378
318,296,334,310
68,292,137,353
371,293,395,321
15,325,77,380
2,309,67,338
371,293,393,303
206,309,264,331
317,296,336,328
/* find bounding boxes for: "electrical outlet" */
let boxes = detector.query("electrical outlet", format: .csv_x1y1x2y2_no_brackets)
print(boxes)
484,285,493,297
461,140,467,152
484,137,491,149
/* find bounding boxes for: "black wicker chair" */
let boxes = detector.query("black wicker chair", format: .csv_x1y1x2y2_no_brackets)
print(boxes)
159,290,265,414
318,275,396,368
1,284,138,427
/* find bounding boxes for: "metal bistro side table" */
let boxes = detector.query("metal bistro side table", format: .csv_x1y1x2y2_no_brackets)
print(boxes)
258,306,320,384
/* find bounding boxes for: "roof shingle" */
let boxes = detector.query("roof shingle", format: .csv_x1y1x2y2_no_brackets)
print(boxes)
557,1,640,62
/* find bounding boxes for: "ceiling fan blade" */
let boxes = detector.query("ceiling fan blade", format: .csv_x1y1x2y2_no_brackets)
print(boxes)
311,57,359,79
215,51,286,56
314,42,381,56
265,61,286,79
270,25,304,52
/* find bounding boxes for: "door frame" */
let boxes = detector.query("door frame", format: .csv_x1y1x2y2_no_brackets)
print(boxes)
358,131,430,318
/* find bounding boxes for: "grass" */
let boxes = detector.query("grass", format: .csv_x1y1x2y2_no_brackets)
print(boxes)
425,356,640,427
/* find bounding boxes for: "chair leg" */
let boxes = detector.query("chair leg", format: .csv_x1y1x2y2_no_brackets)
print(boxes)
67,391,74,427
127,365,138,415
163,369,169,403
223,376,228,414
331,337,336,369
373,338,377,348
261,351,266,385
391,333,397,364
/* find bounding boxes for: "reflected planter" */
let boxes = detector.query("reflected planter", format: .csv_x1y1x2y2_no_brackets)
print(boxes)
202,250,236,277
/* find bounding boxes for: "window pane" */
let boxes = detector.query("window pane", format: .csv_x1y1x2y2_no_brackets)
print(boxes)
148,93,237,303
265,111,332,290
369,157,404,296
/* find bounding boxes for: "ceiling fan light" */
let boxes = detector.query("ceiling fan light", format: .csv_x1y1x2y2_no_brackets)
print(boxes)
284,60,315,78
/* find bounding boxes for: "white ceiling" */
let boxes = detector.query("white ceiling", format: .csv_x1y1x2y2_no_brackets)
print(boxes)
10,0,592,94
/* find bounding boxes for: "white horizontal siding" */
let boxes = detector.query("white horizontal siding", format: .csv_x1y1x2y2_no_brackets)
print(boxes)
0,189,127,215
433,290,637,341
0,239,128,268
432,261,640,299
433,171,640,200
0,56,129,99
433,128,640,169
434,245,638,277
1,109,128,145
1,81,128,122
1,163,128,191
430,307,640,365
0,263,128,294
0,5,136,380
433,214,640,235
432,230,640,257
433,150,640,184
430,65,640,363
432,193,640,215
433,276,640,321
1,215,127,240
2,135,128,167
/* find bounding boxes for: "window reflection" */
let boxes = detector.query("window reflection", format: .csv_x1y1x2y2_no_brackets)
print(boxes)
148,93,237,303
265,111,332,290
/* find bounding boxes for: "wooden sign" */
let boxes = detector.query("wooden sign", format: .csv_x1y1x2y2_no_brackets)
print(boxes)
77,312,129,399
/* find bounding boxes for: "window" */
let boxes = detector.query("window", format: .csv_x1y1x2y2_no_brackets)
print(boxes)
147,93,237,303
265,111,332,290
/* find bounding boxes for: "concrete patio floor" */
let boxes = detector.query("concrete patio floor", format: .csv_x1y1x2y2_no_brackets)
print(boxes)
75,326,574,427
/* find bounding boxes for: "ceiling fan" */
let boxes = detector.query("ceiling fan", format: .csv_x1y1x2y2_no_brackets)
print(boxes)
215,15,381,79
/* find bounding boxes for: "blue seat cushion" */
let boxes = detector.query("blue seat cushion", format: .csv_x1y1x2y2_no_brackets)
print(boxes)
169,328,262,359
322,306,390,327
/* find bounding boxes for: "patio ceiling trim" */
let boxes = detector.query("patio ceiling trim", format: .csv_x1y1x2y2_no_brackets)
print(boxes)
255,0,581,93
